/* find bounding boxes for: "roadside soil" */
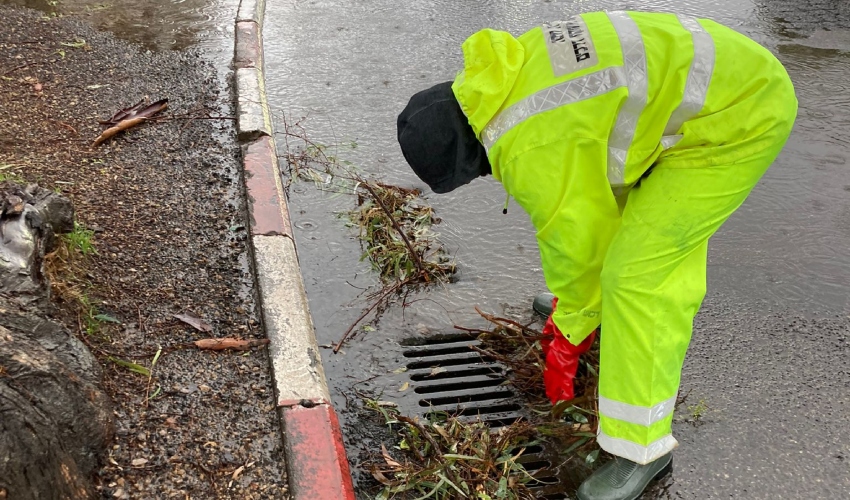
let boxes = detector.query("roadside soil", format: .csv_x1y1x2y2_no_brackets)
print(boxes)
0,6,288,499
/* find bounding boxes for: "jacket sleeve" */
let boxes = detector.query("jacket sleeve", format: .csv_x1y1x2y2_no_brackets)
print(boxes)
501,136,622,345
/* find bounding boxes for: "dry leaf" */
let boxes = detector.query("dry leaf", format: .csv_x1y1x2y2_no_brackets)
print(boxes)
381,443,402,469
398,382,409,392
431,424,451,440
172,311,212,332
429,366,446,377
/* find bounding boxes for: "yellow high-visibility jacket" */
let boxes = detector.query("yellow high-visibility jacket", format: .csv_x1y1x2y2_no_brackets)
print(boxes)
452,12,797,342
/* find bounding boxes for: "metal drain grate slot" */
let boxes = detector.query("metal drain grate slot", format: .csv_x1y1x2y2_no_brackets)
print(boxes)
414,374,506,394
405,352,488,369
419,388,515,407
480,415,524,428
425,401,522,417
410,366,503,381
518,459,552,471
402,343,481,358
400,333,478,346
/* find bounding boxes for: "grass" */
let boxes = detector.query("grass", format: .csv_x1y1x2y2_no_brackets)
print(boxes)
65,222,97,256
364,400,539,500
0,164,23,183
44,220,109,337
349,182,455,284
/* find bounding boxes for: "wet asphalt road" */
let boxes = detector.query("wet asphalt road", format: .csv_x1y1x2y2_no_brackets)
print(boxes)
263,0,850,497
10,0,846,497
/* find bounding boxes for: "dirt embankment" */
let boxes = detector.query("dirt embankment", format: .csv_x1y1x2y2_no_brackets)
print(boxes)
1,6,288,499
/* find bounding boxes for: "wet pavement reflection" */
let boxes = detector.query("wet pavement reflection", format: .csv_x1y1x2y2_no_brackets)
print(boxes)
1,0,236,52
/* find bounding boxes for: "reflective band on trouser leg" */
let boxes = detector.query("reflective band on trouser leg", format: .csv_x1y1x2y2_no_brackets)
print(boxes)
605,11,648,190
597,394,679,463
597,416,679,464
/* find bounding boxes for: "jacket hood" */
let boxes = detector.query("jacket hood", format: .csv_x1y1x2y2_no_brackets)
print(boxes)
451,29,525,139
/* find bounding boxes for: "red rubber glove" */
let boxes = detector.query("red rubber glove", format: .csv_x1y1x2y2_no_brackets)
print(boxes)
541,297,597,404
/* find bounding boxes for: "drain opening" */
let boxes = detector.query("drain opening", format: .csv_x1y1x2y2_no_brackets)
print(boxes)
397,333,586,496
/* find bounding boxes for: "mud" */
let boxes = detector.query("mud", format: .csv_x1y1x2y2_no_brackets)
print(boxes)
0,6,287,499
263,0,850,498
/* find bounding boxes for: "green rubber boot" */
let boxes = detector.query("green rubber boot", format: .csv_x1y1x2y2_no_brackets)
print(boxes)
576,453,672,500
532,292,555,317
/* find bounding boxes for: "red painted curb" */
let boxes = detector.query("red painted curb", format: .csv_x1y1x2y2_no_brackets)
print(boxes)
243,136,292,237
234,20,261,69
281,404,355,500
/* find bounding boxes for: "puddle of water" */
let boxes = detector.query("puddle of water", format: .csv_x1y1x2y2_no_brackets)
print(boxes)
264,0,850,347
1,0,237,52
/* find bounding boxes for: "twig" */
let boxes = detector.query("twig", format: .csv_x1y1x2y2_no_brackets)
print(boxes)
333,278,409,353
2,62,34,76
396,415,444,459
475,307,538,334
51,120,79,136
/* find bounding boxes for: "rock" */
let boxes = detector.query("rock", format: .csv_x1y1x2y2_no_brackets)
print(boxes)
0,182,112,500
0,182,74,303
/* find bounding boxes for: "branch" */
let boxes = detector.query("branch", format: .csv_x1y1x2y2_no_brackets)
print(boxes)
333,278,409,353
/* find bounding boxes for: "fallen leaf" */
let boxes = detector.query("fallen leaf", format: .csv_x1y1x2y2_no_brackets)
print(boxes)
428,366,446,377
376,401,398,408
381,443,402,469
173,311,212,332
93,99,168,146
94,313,121,324
398,382,409,392
107,357,150,377
131,458,148,467
391,366,408,374
432,424,451,440
193,338,269,351
229,465,245,487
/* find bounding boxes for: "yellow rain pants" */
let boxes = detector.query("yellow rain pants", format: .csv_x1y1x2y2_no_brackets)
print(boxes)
451,11,797,463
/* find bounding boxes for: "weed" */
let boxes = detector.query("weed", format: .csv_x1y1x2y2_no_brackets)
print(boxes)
687,399,709,425
65,222,97,256
0,164,23,183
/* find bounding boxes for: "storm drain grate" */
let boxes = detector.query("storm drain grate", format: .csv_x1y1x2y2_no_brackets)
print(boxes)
396,333,587,497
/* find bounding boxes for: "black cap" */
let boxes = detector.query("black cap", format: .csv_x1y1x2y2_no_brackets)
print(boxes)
397,81,491,194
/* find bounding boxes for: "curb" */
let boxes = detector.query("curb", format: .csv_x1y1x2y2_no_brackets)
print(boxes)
233,1,355,498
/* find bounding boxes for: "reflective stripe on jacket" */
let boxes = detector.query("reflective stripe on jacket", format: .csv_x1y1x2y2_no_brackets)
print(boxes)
451,11,797,342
